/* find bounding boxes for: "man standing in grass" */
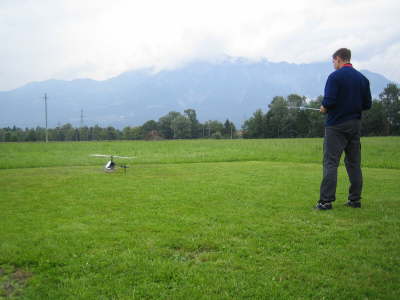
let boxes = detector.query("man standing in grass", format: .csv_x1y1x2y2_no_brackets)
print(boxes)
316,48,372,210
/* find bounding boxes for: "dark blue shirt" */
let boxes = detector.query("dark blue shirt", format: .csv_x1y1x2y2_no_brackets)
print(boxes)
322,64,372,126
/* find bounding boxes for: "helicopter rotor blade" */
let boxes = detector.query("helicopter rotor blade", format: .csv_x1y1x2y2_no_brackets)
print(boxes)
90,154,136,159
90,154,111,157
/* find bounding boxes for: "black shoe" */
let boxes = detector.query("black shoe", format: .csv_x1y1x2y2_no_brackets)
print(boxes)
344,201,361,208
315,202,332,210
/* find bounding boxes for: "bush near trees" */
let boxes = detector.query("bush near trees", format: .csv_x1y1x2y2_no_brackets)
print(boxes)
1,84,398,142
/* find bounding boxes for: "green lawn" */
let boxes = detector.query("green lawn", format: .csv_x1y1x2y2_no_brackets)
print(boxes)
1,137,399,299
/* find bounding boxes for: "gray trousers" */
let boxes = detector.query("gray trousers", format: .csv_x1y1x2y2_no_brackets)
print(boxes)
319,119,363,203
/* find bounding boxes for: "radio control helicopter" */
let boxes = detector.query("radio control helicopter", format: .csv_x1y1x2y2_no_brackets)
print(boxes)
90,154,136,173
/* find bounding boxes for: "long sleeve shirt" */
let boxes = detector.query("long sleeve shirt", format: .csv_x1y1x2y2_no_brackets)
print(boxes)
322,64,372,126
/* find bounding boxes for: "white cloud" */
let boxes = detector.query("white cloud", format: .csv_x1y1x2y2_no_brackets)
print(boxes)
355,42,400,82
0,0,399,91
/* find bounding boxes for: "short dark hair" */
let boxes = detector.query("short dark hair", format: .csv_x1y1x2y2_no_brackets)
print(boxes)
332,48,351,61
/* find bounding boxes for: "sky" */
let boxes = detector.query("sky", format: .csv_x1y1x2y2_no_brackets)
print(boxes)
1,0,399,91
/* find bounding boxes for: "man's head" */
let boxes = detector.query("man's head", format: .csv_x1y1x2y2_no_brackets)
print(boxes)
332,48,351,70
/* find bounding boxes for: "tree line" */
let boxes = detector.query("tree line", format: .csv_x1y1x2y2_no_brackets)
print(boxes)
243,83,400,138
0,83,398,142
0,109,237,142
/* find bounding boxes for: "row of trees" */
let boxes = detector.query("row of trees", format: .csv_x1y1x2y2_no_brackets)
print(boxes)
243,94,325,138
362,83,400,136
0,109,237,142
1,84,398,142
123,109,236,140
243,83,400,138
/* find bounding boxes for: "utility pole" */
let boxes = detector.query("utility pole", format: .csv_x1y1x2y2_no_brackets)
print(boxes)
80,109,84,127
44,93,48,143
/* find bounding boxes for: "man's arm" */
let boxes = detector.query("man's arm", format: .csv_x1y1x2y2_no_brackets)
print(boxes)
322,74,338,110
362,78,372,111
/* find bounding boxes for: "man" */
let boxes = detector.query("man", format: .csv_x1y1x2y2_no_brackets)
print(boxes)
316,48,372,210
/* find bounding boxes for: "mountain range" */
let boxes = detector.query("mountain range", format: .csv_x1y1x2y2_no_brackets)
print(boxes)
0,57,394,128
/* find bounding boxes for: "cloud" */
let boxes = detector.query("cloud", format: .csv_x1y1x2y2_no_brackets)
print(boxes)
356,42,400,83
0,0,399,91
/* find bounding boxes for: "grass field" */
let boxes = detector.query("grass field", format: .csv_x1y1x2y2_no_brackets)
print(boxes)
1,137,399,299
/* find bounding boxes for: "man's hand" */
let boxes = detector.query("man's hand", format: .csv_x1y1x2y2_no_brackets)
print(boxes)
320,106,327,114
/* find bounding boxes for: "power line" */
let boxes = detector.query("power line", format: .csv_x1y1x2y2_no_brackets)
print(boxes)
80,109,84,127
0,122,42,127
